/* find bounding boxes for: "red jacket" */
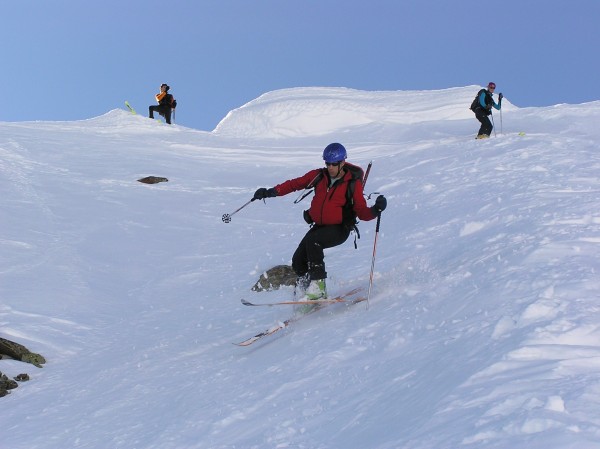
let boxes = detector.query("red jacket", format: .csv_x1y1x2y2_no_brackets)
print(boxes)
274,163,376,226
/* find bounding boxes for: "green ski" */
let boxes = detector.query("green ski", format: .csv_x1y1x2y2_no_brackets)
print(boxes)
125,101,136,114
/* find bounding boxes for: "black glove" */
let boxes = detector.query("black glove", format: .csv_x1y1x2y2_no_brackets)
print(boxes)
370,195,387,215
498,93,503,101
253,187,277,200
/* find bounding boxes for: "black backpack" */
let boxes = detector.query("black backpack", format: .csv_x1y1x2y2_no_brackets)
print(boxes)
163,93,177,109
470,89,487,111
339,163,363,229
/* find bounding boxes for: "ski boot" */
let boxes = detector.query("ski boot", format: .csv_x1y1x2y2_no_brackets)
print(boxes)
296,279,327,314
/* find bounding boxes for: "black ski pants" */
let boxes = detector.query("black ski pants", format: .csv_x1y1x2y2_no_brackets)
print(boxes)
475,108,493,136
149,105,172,124
292,224,350,281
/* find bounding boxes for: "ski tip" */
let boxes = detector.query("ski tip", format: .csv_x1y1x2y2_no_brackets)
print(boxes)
240,299,253,306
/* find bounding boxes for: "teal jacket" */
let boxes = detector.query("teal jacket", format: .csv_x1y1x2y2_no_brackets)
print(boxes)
479,89,501,111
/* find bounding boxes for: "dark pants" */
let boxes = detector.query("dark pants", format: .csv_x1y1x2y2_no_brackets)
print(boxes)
149,105,172,124
475,109,492,136
292,224,351,280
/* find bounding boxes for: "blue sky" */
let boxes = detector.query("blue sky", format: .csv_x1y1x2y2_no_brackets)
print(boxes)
3,0,599,131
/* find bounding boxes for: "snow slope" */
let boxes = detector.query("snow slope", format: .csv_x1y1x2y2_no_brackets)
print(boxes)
214,86,518,138
1,87,599,449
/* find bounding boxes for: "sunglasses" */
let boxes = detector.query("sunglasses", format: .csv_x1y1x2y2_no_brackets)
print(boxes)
325,161,343,167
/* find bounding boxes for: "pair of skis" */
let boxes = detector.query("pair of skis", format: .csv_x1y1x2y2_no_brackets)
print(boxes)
234,288,365,347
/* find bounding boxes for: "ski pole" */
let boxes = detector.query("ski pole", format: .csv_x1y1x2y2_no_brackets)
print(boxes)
222,198,256,223
363,161,373,186
366,212,382,307
500,109,503,135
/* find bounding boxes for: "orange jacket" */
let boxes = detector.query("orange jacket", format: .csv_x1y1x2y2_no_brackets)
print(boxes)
155,92,176,108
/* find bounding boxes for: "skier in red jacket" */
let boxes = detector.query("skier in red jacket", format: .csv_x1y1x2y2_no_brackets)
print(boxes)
253,143,387,302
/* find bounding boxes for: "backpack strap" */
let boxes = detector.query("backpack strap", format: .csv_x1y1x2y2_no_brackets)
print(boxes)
293,169,325,204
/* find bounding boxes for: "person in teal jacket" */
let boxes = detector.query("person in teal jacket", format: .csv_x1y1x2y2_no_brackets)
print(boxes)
471,82,503,139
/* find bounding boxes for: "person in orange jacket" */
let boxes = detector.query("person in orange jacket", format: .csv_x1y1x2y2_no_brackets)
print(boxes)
149,83,176,124
253,143,387,302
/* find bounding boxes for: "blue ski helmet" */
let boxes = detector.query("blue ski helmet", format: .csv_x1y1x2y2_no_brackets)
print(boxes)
322,143,347,163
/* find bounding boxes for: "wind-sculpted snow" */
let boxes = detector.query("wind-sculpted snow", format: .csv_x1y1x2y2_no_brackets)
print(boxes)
214,86,518,138
0,87,599,449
